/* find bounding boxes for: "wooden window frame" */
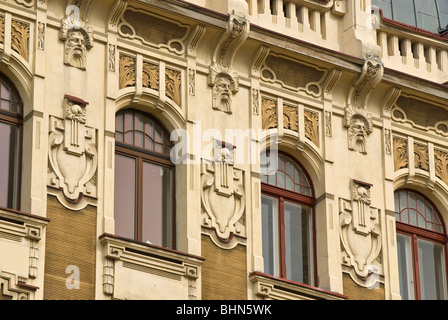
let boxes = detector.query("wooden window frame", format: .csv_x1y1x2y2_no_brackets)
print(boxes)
261,152,317,286
114,110,176,249
0,74,23,211
395,189,448,300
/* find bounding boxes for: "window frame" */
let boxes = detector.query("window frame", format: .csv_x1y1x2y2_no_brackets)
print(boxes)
0,73,23,211
114,109,176,248
260,152,317,286
395,189,448,300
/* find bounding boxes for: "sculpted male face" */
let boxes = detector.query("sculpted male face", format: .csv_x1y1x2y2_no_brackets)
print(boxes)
65,31,87,69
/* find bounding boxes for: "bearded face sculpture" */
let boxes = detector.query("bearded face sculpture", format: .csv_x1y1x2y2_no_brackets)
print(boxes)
64,30,87,70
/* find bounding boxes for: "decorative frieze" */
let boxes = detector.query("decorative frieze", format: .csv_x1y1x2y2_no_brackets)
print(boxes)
165,68,181,106
414,143,429,171
435,149,448,185
304,109,319,147
393,136,408,171
11,19,30,61
119,54,136,89
283,104,298,131
262,97,277,130
142,60,158,90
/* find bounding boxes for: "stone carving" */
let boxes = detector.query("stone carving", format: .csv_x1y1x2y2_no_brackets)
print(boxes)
414,143,429,171
166,68,181,106
252,88,259,115
189,69,196,96
142,61,159,90
344,56,383,154
60,3,94,70
103,258,115,296
283,104,298,131
201,141,245,245
209,13,249,113
304,110,319,147
11,19,30,61
108,44,115,72
340,180,382,286
344,107,373,154
37,22,45,51
119,54,136,89
48,95,97,206
209,66,239,113
435,149,448,185
262,97,277,130
15,0,35,7
0,16,4,44
393,136,408,171
384,129,391,155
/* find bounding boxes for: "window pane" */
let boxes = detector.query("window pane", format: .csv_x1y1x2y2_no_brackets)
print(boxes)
114,154,136,240
0,122,20,210
396,233,415,300
142,162,173,248
284,201,313,285
261,195,279,278
418,239,447,300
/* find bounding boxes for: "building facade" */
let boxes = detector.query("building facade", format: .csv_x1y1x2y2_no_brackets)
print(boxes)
0,0,448,300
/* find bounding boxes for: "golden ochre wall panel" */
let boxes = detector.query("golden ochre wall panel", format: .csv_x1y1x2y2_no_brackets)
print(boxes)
44,196,96,300
342,274,384,300
201,235,247,300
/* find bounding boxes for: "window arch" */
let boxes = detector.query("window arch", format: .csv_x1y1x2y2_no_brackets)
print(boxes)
394,189,448,300
260,152,316,286
0,73,23,210
114,109,175,248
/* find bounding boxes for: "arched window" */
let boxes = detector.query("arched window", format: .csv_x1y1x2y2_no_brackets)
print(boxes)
114,109,175,248
0,73,22,210
394,189,448,300
260,152,315,285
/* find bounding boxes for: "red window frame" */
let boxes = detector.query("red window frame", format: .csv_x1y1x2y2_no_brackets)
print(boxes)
0,73,23,211
395,189,448,300
261,152,317,285
114,109,176,248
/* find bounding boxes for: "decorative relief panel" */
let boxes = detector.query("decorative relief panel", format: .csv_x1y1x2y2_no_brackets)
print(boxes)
119,54,136,89
414,143,429,171
283,104,298,131
393,136,408,171
201,141,245,248
48,95,97,208
304,109,319,147
165,68,181,106
340,180,382,287
15,0,35,7
142,60,159,90
11,19,30,61
118,7,190,55
37,22,45,51
260,53,326,97
0,16,4,44
262,97,277,130
435,149,448,185
391,95,448,137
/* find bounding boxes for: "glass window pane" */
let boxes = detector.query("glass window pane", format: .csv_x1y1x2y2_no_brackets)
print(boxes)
114,154,136,240
1,82,10,100
284,201,313,285
135,112,144,132
0,123,20,210
277,171,285,189
142,162,173,248
134,131,143,148
418,239,447,300
115,114,123,133
261,195,279,278
396,233,415,300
